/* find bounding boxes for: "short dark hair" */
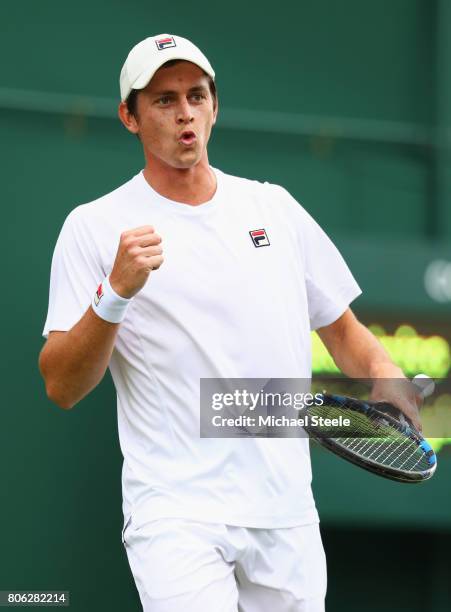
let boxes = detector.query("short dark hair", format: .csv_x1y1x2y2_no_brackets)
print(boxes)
125,59,217,118
126,88,140,118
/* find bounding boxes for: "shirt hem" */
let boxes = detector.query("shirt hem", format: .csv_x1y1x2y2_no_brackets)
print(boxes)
130,500,320,530
310,286,362,331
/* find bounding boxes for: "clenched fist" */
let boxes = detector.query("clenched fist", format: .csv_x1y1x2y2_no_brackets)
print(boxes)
109,226,163,299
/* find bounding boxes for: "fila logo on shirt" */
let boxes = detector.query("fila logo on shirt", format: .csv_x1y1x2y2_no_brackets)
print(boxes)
249,229,270,248
155,37,176,50
94,283,104,306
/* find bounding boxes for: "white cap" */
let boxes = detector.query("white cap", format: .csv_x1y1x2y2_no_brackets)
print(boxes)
120,33,215,101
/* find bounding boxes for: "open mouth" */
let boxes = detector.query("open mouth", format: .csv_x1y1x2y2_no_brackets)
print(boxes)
179,131,196,146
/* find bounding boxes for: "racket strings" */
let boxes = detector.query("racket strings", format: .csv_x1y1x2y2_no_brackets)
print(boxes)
307,398,432,473
336,436,430,471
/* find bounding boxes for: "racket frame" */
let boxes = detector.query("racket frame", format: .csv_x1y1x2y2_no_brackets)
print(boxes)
306,394,437,483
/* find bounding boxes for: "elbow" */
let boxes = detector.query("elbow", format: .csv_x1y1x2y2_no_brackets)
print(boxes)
44,380,76,410
46,385,76,410
39,352,75,410
38,346,75,410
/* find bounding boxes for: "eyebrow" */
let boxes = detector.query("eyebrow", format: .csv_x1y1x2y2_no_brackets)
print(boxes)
152,85,208,97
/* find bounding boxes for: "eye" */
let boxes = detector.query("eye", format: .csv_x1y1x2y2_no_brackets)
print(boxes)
157,95,172,106
190,93,205,102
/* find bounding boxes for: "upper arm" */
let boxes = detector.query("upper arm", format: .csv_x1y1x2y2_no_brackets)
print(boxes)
270,185,362,330
39,331,68,373
42,207,104,339
40,330,68,353
45,330,67,344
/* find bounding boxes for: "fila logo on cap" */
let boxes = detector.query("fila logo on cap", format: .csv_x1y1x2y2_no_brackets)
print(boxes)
249,229,270,247
94,283,104,306
155,36,177,50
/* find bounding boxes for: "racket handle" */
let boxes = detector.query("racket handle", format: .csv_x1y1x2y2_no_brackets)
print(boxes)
412,374,435,399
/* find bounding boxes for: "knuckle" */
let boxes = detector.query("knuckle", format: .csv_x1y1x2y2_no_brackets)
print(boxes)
151,255,164,270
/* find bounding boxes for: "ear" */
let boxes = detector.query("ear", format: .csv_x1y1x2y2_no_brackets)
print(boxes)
118,101,139,134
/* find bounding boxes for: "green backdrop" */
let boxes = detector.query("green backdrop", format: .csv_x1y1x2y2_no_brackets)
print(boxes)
1,1,450,610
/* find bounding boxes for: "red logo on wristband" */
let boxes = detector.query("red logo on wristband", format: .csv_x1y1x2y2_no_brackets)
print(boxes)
94,283,104,306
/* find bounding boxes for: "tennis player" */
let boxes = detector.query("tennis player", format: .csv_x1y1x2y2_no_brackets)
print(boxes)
39,34,422,612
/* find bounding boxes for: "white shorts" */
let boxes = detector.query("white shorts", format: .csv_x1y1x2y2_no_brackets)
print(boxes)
122,518,327,612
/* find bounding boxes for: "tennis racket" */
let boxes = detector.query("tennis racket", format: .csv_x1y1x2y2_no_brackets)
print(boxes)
302,375,437,483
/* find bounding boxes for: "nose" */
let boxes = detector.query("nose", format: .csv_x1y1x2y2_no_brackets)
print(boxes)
176,97,194,124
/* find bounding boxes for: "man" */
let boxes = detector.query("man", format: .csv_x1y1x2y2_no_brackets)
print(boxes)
39,34,421,611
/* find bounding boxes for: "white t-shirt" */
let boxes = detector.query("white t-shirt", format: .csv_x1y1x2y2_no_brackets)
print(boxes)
43,168,361,529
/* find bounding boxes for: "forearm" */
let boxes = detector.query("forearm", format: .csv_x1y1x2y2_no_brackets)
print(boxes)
341,323,401,378
39,307,120,409
40,225,163,409
318,310,423,428
318,312,403,380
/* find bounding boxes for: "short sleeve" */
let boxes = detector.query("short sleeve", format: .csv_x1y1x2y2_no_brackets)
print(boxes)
274,185,362,331
42,206,105,338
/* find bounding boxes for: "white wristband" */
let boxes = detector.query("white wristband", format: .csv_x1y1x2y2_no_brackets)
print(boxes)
91,275,131,324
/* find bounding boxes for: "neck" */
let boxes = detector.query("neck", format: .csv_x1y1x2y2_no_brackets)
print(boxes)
142,154,217,205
